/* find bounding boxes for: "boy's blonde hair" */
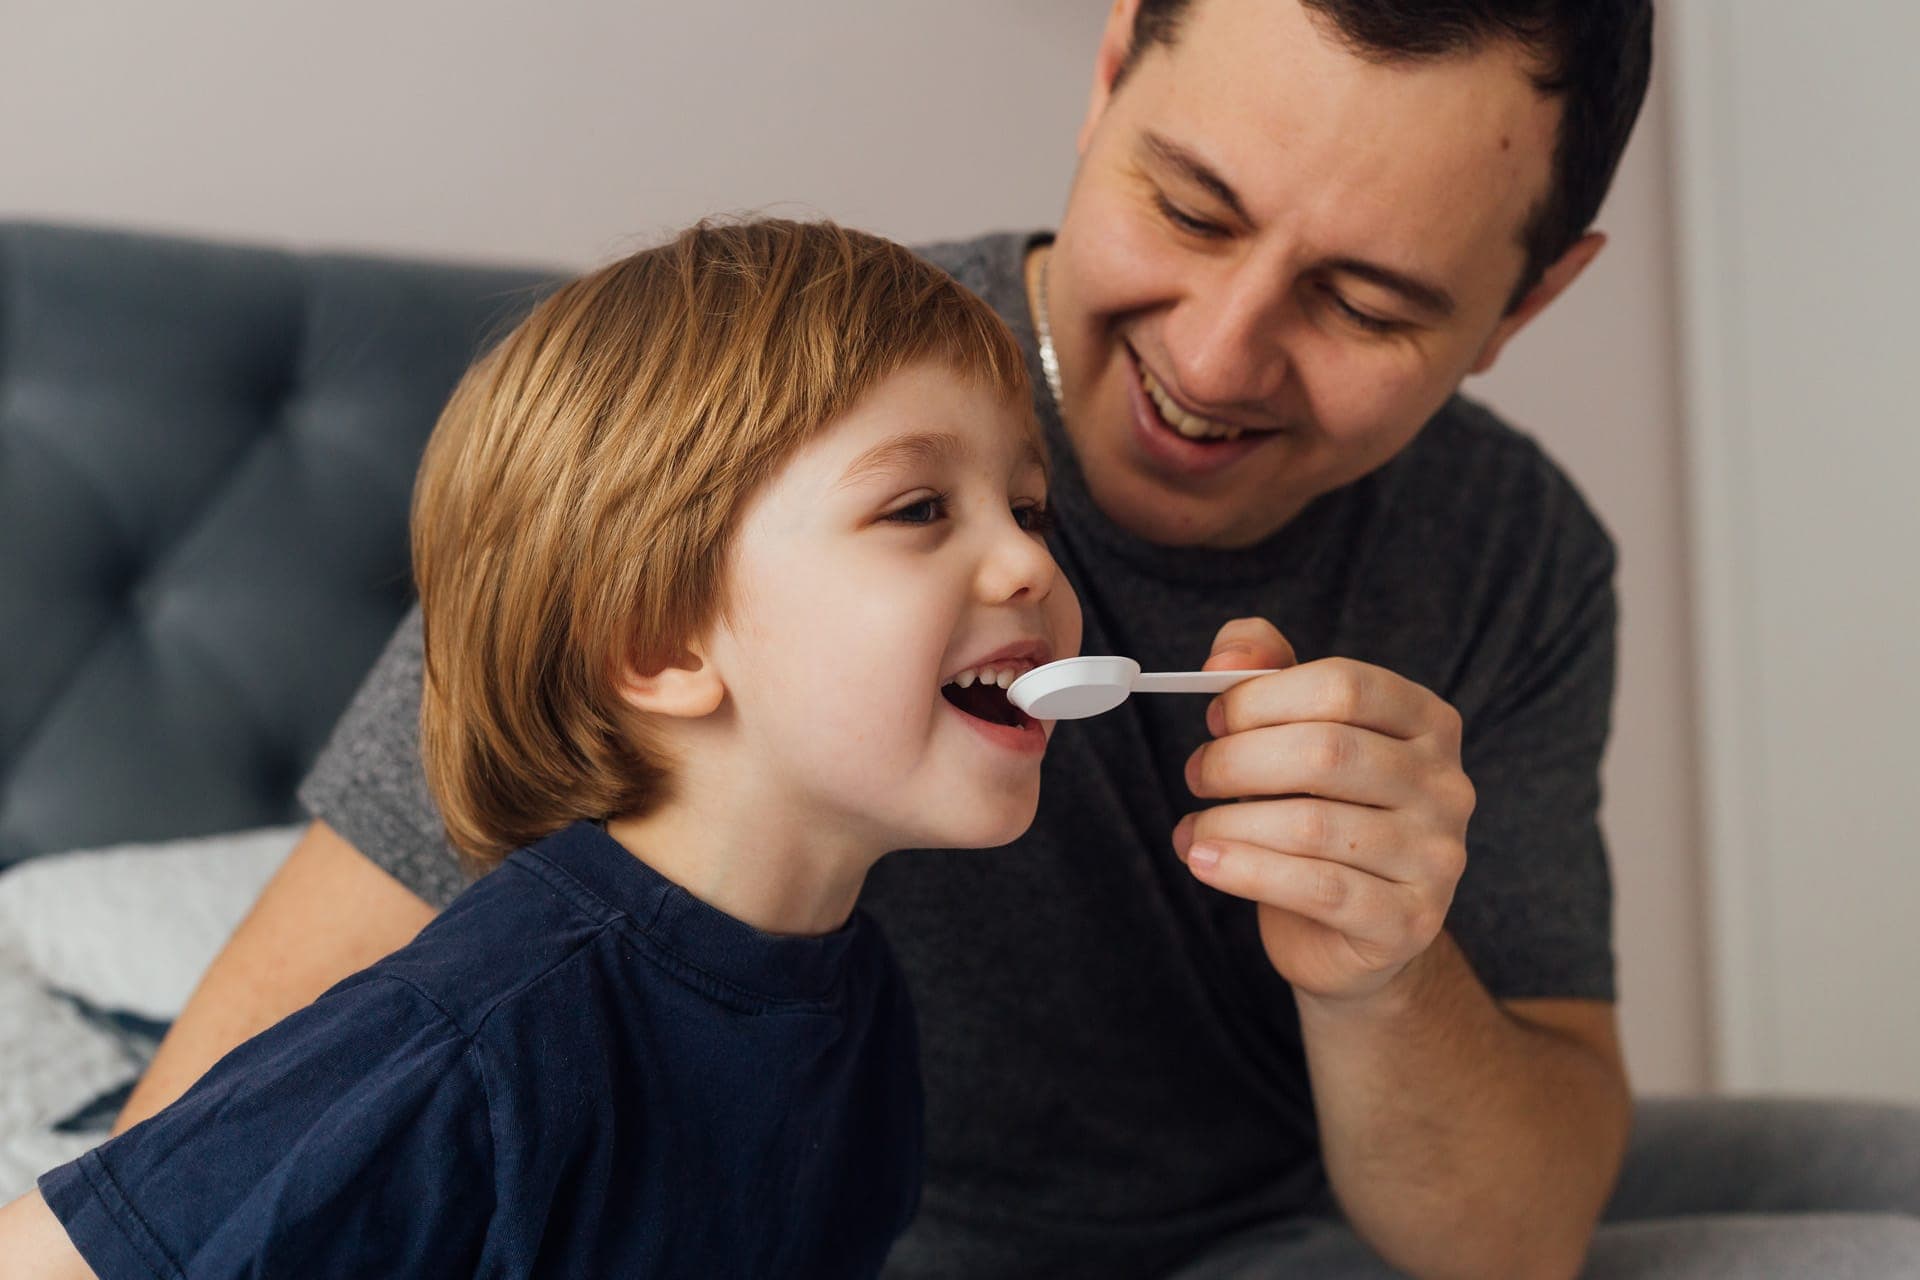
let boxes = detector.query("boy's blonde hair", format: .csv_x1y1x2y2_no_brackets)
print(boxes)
412,219,1033,869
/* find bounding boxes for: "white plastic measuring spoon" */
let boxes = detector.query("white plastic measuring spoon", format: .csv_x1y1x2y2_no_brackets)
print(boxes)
1007,655,1282,721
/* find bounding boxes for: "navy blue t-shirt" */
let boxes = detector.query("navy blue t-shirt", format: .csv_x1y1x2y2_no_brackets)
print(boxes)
39,821,922,1278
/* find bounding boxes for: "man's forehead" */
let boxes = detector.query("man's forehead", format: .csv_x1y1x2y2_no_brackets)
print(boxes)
1130,0,1559,274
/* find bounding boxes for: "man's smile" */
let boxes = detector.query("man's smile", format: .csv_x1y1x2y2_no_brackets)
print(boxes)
1120,343,1283,478
1132,351,1282,441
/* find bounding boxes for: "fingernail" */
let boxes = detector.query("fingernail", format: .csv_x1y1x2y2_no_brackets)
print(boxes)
1206,698,1225,736
1188,843,1220,869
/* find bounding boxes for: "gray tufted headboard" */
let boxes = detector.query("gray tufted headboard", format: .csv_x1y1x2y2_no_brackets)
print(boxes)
0,221,558,867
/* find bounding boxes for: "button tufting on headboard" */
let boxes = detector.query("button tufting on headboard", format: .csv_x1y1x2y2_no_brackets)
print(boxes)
0,221,560,866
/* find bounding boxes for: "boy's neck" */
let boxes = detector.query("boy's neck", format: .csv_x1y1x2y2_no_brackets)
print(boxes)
603,797,880,938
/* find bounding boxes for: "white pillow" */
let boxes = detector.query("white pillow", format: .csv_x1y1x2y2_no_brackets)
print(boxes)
0,826,299,1021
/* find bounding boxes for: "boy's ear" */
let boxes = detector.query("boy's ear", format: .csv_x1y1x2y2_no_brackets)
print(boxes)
616,643,726,720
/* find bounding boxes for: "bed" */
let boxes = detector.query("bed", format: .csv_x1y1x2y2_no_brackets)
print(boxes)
0,220,555,1192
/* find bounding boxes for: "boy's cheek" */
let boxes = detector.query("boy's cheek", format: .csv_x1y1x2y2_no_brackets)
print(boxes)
1052,588,1087,659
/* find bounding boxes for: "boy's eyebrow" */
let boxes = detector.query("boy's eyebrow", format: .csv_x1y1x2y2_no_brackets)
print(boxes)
838,430,967,488
1140,129,1456,319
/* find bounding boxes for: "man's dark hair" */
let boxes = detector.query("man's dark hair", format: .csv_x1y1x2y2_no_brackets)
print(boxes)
1116,0,1655,311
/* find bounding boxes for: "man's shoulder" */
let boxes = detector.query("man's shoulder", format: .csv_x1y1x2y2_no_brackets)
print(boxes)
909,231,1038,309
1341,395,1619,693
1397,394,1617,575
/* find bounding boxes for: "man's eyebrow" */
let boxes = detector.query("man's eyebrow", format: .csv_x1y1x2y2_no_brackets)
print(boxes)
1142,130,1457,320
1141,131,1251,225
1323,256,1456,319
837,430,968,488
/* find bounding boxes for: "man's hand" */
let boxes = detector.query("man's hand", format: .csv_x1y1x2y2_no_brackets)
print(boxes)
1171,617,1475,1003
1171,619,1625,1280
113,821,434,1133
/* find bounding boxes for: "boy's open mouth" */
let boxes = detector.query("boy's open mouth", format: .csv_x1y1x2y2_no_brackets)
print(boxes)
941,664,1037,730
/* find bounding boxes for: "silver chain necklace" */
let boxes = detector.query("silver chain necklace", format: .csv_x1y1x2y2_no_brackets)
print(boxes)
1033,250,1066,415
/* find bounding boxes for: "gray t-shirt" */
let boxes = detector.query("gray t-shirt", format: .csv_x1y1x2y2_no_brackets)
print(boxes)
300,231,1617,1280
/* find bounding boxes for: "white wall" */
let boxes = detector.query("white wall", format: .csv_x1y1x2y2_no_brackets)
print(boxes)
1673,3,1920,1101
1469,64,1706,1092
0,0,1101,263
3,1,1708,1090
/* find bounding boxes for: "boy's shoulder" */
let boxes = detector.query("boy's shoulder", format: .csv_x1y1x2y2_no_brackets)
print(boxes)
366,825,629,1038
373,820,901,1043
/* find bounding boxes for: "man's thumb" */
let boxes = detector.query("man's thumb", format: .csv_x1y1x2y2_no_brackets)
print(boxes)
1203,617,1297,672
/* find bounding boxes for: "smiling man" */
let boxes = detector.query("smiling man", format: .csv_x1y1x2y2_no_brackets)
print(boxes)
100,2,1920,1279
1040,0,1600,553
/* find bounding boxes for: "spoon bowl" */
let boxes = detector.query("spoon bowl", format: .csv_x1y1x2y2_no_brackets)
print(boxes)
1007,656,1140,720
1008,656,1283,721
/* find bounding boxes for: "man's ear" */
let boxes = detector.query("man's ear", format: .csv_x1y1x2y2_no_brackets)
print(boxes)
1469,231,1607,375
1079,0,1143,155
616,643,726,720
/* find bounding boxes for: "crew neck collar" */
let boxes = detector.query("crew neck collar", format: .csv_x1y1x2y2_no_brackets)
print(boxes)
519,821,861,1005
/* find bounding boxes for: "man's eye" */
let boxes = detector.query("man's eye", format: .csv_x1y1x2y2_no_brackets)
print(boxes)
884,495,948,525
1015,503,1057,536
1322,286,1401,335
1154,194,1227,240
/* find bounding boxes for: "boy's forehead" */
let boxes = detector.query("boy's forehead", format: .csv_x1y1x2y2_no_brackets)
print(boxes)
808,364,1044,485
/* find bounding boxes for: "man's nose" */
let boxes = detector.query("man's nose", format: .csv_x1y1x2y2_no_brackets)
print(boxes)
1163,263,1293,412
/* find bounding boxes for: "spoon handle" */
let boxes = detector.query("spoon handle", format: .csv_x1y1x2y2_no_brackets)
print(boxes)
1130,669,1283,695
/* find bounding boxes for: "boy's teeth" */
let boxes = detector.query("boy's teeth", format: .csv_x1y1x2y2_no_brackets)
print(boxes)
944,663,1032,689
1140,366,1246,440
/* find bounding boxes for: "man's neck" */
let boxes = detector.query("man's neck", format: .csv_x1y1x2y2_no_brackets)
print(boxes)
1022,240,1049,356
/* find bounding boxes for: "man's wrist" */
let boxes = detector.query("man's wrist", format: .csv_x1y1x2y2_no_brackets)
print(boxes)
1293,931,1458,1028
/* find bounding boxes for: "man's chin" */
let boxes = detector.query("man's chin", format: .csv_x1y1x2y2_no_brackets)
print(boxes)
1080,464,1280,549
1104,492,1264,550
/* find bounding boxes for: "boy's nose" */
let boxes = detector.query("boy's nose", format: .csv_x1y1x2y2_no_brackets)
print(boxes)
977,521,1060,605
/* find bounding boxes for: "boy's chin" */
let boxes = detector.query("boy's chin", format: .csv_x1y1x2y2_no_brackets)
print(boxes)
906,798,1041,853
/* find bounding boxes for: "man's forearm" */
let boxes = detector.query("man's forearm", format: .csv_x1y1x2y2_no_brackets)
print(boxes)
0,1191,98,1278
1295,931,1631,1280
113,822,435,1133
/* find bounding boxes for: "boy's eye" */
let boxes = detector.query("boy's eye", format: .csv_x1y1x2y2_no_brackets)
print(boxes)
884,495,948,525
1015,503,1056,536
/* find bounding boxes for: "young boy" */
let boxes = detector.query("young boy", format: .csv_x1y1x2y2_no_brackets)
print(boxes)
1,219,1081,1277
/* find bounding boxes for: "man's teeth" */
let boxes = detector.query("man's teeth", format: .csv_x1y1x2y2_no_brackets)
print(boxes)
1139,366,1249,441
946,665,1029,690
